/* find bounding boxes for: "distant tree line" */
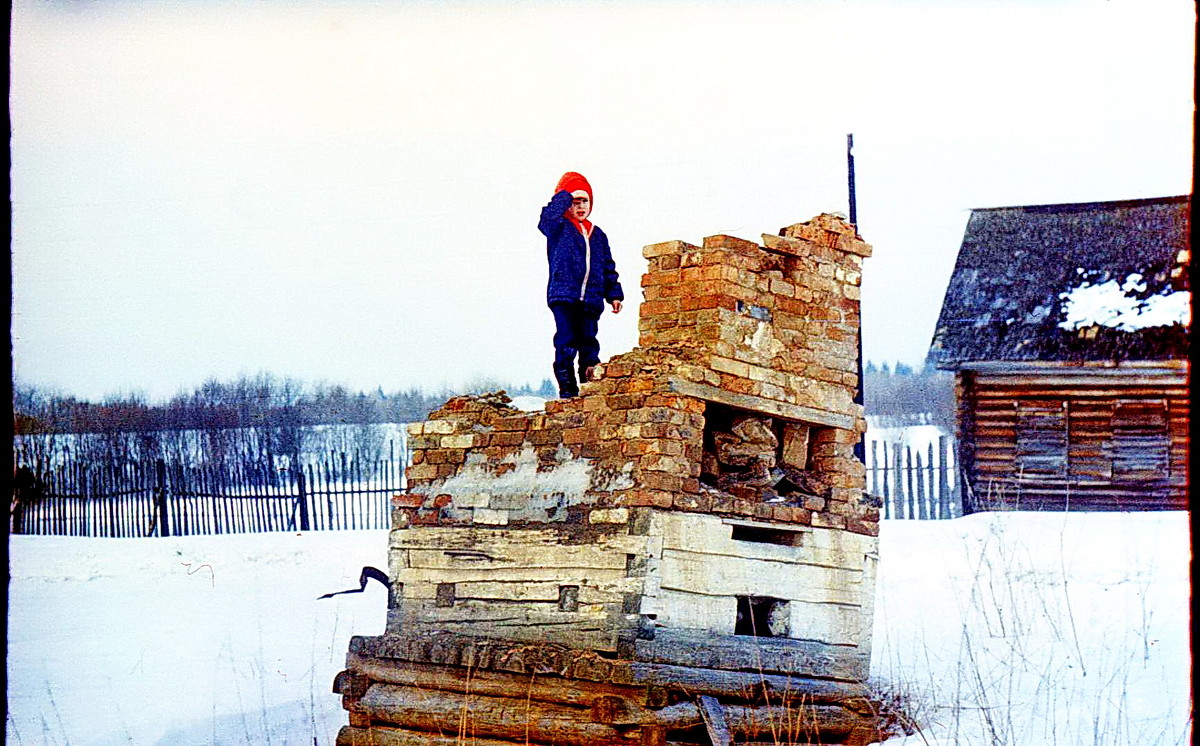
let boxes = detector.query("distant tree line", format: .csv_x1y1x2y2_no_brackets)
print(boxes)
14,364,948,436
13,363,950,467
862,360,955,428
12,374,556,468
13,374,555,437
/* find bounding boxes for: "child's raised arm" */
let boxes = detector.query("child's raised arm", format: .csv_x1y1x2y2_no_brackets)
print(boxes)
538,191,575,237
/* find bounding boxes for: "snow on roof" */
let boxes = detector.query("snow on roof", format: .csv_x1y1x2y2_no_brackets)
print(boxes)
928,196,1191,366
1058,273,1192,332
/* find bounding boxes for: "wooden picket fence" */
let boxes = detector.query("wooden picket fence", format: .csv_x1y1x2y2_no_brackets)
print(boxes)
866,435,962,520
10,452,405,538
12,435,963,535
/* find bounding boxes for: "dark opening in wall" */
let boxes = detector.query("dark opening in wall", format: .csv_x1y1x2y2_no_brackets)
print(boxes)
557,585,580,612
700,403,777,495
735,595,790,638
701,402,831,501
730,523,803,547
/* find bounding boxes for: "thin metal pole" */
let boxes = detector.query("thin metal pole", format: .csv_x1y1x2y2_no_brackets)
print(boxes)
847,133,857,226
848,133,865,464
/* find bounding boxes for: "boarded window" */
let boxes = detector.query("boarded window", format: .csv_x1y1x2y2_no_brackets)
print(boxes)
1015,400,1068,479
1067,399,1113,482
1112,399,1170,481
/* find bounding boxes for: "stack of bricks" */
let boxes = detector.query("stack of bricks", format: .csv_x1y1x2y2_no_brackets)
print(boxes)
397,213,878,538
640,214,869,423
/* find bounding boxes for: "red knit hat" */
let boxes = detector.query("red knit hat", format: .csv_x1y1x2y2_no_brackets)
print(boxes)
555,171,593,205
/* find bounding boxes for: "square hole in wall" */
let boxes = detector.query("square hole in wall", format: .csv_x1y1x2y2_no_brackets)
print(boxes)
734,595,790,638
700,403,777,492
729,523,804,547
701,402,830,500
558,585,580,612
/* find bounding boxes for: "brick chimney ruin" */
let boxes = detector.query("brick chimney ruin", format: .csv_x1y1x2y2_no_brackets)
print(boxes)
334,214,891,745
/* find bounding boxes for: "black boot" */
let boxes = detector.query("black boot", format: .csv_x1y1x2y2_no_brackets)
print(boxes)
553,363,578,398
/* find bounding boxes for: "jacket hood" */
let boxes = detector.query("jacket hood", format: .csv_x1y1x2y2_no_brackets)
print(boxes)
555,171,593,204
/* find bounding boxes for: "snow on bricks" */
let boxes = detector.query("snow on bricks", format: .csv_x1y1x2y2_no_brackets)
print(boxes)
336,214,896,746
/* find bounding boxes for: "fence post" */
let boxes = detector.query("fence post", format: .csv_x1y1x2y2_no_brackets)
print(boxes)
936,438,945,520
155,459,171,537
295,466,311,532
82,469,91,537
916,450,928,520
904,447,916,520
891,443,903,519
868,440,877,496
880,441,891,520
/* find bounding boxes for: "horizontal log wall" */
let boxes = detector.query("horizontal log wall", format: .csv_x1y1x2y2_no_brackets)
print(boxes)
650,512,876,657
386,510,877,674
387,523,657,654
959,368,1189,511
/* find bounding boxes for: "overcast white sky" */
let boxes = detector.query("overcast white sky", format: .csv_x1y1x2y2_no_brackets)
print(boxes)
10,0,1195,402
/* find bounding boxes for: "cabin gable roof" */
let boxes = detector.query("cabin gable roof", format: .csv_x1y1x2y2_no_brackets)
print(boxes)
928,195,1190,369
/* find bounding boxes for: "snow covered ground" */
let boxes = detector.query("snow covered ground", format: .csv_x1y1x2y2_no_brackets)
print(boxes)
7,511,1191,745
871,511,1191,745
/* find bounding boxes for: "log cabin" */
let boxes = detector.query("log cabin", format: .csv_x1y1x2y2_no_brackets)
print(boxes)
928,195,1190,512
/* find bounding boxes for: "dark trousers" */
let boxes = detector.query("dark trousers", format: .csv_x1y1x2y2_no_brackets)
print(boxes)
550,301,601,374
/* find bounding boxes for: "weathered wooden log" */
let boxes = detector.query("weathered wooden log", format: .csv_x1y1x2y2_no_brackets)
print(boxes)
591,694,652,726
347,650,871,709
636,628,868,681
649,700,870,740
698,695,733,746
355,683,640,746
393,599,624,653
336,724,521,746
674,742,871,746
346,653,645,708
350,633,873,707
627,661,872,707
344,685,877,744
351,633,631,681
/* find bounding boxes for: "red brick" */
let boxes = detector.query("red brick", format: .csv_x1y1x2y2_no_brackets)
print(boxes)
846,518,879,537
493,416,531,432
641,299,681,316
622,440,653,456
638,472,682,493
392,492,426,509
527,428,563,445
490,431,527,447
617,490,674,508
672,493,713,512
412,509,443,525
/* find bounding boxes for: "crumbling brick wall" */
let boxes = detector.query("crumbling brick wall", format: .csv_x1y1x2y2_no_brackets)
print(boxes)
397,214,876,537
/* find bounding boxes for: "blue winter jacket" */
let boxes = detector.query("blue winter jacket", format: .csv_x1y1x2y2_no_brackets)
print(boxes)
539,190,624,312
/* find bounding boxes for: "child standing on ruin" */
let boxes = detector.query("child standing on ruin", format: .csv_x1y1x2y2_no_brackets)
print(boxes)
538,171,624,398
